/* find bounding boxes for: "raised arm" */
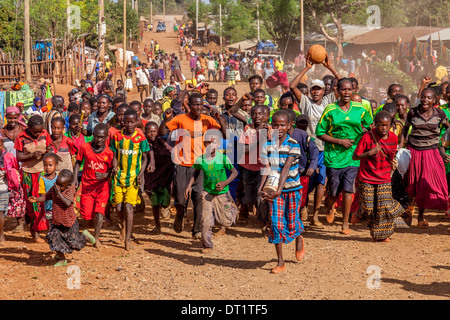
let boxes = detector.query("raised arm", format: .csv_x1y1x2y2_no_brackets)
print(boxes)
290,55,313,102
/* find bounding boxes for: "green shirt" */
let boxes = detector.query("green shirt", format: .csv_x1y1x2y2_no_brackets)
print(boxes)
316,101,373,168
439,104,450,174
193,152,234,195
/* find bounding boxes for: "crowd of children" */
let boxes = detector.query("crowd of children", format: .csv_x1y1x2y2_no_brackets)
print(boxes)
1,41,449,274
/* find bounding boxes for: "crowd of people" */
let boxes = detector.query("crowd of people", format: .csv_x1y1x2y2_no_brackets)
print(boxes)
1,32,449,274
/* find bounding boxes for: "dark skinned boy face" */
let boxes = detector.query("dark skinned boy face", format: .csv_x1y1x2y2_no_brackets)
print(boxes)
124,114,138,135
189,97,204,117
93,129,107,149
271,115,290,139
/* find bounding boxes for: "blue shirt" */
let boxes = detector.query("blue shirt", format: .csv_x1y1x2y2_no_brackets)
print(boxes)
86,110,115,135
260,135,301,192
290,128,319,174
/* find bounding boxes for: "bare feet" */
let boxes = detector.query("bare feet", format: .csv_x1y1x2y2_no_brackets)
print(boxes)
150,226,162,234
340,228,351,235
215,226,226,236
326,206,335,223
124,240,133,251
295,236,305,262
12,224,24,233
271,264,285,274
94,239,103,248
201,248,212,254
373,238,391,243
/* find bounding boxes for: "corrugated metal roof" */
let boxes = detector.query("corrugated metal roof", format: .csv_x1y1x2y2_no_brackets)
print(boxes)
417,28,450,41
348,27,444,45
227,39,258,50
294,24,373,43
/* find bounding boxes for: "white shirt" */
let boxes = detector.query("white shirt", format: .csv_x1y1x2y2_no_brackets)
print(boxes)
298,92,337,151
136,68,149,85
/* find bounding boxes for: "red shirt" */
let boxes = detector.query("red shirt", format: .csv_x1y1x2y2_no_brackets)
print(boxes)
45,184,76,227
354,130,398,184
76,142,114,188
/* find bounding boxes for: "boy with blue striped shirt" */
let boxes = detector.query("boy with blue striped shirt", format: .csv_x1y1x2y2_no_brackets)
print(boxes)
259,110,305,274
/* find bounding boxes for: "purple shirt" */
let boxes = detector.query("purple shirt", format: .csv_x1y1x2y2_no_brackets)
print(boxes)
190,57,197,69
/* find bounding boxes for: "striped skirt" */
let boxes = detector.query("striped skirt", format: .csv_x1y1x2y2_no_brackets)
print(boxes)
358,181,405,240
22,171,48,231
269,189,304,245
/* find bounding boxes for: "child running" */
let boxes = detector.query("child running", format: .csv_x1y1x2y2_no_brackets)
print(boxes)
259,110,305,274
15,115,52,242
352,111,407,242
39,170,92,267
185,131,238,253
73,124,115,247
110,109,150,250
144,121,171,234
37,153,60,223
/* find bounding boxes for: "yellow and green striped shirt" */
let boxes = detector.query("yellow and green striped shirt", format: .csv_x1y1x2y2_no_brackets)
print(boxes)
110,130,150,187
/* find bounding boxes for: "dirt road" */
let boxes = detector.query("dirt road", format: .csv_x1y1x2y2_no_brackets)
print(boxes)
1,22,449,302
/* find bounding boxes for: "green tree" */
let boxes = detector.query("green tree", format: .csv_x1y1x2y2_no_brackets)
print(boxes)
209,0,257,44
0,0,24,54
258,0,300,52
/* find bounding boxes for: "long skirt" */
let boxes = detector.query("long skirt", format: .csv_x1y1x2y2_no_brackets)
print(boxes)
125,78,133,91
22,171,48,231
358,181,405,240
405,147,448,210
46,220,86,254
269,189,304,244
7,187,26,218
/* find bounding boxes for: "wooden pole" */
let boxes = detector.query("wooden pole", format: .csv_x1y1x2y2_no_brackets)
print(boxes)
300,0,304,53
24,0,31,81
219,4,222,51
196,0,198,40
99,0,105,65
123,0,127,75
257,0,260,42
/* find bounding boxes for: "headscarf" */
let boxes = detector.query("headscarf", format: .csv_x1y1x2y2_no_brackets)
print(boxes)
31,97,41,112
163,86,175,96
6,106,20,115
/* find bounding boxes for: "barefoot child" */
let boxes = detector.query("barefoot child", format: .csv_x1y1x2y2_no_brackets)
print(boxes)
352,111,407,242
15,115,52,242
185,131,238,253
37,153,60,223
110,109,150,250
44,170,92,266
73,124,115,247
259,110,305,274
144,122,170,234
49,117,74,172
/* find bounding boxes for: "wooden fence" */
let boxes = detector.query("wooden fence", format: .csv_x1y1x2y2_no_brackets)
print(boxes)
0,38,94,85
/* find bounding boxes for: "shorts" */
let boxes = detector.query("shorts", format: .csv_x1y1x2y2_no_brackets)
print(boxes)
228,80,236,86
308,151,327,193
114,184,140,206
138,84,149,93
148,186,171,208
326,166,359,198
81,182,110,220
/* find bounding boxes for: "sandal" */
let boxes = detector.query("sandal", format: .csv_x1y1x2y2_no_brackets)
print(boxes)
417,220,429,229
53,260,68,267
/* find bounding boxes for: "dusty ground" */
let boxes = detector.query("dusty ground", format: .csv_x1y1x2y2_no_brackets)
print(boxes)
1,17,449,301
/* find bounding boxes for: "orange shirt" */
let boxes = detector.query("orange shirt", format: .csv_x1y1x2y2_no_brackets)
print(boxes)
166,113,220,167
